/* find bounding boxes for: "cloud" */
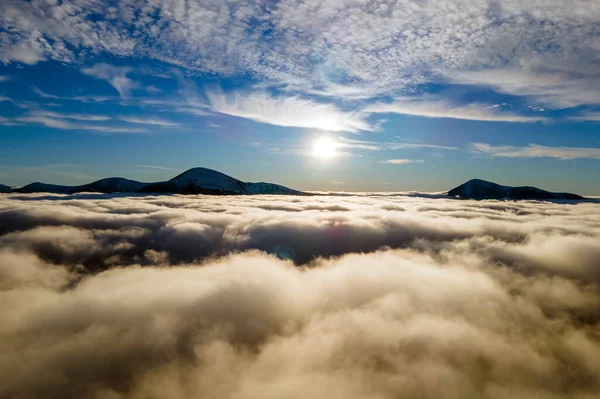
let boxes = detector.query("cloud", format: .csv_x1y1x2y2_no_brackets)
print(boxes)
146,85,162,94
31,87,114,103
337,137,383,151
134,164,176,171
8,114,147,134
570,112,600,122
389,141,459,151
0,76,10,82
15,115,75,130
81,63,138,97
36,111,111,121
447,67,600,109
380,159,424,164
338,137,459,152
208,91,373,132
365,97,547,123
2,0,597,112
120,117,179,127
1,42,44,64
471,143,600,160
0,193,600,398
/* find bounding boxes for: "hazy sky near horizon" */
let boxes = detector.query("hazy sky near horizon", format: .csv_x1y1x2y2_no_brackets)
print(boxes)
1,0,600,194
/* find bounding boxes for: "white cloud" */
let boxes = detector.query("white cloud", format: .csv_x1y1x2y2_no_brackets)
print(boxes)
390,141,459,151
337,137,383,151
120,117,179,127
11,115,146,134
81,63,138,97
570,112,600,122
208,91,373,132
1,0,596,110
31,87,114,103
0,76,11,82
15,115,74,130
447,68,600,109
471,143,600,160
380,159,424,164
1,193,600,399
134,164,176,171
366,97,547,123
1,42,44,64
338,137,458,152
37,111,111,121
146,85,162,94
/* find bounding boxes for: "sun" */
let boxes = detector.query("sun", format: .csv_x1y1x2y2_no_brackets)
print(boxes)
312,137,337,158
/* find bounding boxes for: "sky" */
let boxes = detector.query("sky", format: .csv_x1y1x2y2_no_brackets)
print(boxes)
0,0,599,194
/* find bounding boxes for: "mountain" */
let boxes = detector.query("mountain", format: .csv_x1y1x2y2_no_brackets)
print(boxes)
448,179,584,200
75,178,148,193
16,178,147,194
8,168,305,196
0,184,13,193
17,182,75,194
139,167,304,195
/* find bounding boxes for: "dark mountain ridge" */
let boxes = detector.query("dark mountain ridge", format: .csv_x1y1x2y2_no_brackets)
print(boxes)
1,173,586,200
7,167,305,196
447,179,584,200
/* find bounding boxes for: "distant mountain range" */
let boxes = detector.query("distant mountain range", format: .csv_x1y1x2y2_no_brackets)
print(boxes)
0,171,586,200
3,167,305,196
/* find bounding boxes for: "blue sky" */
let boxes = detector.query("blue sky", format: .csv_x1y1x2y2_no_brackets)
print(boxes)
1,0,599,194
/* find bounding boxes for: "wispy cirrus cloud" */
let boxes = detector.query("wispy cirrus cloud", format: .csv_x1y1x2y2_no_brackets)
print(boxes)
379,159,424,165
569,112,600,122
471,143,600,160
9,115,146,134
1,109,182,133
447,67,600,109
134,164,176,171
36,111,111,121
365,97,547,123
31,87,114,103
81,64,138,97
390,140,459,151
338,137,458,152
207,91,373,132
120,117,179,127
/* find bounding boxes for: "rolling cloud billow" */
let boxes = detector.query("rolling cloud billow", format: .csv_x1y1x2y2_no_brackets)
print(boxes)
1,193,600,398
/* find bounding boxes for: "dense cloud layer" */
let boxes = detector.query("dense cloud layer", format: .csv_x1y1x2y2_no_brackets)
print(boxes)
1,193,600,398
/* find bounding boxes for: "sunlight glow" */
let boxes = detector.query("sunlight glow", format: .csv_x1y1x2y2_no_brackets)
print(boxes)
312,138,337,158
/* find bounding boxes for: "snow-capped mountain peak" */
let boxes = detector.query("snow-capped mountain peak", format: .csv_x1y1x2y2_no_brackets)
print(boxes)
168,167,245,193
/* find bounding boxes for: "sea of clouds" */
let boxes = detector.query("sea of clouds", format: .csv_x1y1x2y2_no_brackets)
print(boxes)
1,192,600,399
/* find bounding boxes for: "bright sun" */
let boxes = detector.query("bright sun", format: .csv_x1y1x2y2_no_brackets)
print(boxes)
312,138,337,158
